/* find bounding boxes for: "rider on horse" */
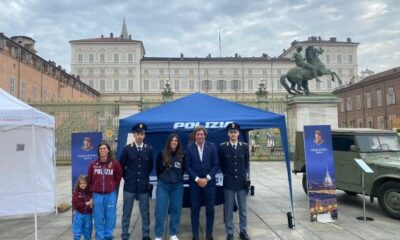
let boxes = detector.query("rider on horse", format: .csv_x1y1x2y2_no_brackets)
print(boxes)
292,46,321,83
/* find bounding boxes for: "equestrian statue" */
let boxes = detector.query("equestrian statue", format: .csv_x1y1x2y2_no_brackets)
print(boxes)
280,45,342,95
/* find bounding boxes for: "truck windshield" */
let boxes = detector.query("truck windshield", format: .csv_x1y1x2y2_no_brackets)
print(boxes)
356,135,400,152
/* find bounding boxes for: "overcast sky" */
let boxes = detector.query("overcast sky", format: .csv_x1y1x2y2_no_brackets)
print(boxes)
1,0,399,74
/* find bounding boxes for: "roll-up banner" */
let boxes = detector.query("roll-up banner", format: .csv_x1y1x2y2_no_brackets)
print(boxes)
71,132,103,188
304,125,338,223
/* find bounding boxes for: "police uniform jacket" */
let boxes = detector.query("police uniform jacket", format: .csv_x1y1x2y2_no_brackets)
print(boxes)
119,143,154,193
218,141,249,191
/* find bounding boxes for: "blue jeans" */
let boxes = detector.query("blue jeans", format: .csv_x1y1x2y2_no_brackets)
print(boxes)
93,191,117,240
189,180,216,237
72,211,92,240
121,191,150,239
224,189,247,234
154,180,184,238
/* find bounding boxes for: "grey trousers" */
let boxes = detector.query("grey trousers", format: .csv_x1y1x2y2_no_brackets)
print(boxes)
224,189,247,234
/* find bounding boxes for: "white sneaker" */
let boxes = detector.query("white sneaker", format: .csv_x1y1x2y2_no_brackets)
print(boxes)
155,238,162,240
170,236,179,240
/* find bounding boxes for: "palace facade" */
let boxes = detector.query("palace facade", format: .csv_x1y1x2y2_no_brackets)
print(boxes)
70,20,359,111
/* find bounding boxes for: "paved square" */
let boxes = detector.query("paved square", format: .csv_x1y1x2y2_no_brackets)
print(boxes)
0,162,398,240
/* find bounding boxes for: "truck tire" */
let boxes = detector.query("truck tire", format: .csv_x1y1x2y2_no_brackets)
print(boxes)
378,181,400,219
302,173,308,194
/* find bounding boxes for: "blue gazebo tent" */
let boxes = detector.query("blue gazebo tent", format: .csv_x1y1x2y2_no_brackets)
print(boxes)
117,92,295,226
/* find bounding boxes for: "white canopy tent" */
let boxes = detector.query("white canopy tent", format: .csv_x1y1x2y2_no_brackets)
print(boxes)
0,88,56,238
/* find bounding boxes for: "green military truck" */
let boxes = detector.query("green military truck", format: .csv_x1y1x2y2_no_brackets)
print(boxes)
293,128,400,219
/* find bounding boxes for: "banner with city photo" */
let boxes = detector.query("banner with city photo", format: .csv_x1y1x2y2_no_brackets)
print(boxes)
71,132,102,188
304,125,338,222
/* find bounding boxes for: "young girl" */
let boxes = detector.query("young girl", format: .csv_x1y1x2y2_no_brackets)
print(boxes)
72,175,93,240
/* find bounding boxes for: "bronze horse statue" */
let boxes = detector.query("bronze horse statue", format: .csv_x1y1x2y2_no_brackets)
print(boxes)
280,46,342,95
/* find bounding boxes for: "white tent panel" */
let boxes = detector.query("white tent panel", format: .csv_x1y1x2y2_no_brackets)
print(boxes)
0,127,55,217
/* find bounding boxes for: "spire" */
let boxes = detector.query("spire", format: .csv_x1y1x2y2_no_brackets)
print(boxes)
121,17,129,39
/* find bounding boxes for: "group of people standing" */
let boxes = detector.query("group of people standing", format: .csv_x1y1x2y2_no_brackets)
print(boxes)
72,122,251,240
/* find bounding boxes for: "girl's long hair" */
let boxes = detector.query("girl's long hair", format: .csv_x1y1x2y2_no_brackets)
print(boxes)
162,133,183,167
74,175,88,192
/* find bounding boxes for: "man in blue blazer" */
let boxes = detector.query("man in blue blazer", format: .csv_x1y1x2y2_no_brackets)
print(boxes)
185,125,220,240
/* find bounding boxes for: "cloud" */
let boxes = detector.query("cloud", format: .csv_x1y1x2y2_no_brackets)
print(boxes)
358,2,388,20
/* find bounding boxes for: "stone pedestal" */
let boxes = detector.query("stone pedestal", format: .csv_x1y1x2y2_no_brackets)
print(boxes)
287,94,340,150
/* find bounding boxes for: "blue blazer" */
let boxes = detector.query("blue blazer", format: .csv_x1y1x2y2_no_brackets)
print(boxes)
185,141,220,181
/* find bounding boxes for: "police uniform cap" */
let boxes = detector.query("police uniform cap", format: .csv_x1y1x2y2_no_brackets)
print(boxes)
132,122,147,133
226,122,240,131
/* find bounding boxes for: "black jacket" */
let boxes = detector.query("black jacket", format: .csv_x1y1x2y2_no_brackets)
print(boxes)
156,151,185,183
218,141,249,191
119,143,154,193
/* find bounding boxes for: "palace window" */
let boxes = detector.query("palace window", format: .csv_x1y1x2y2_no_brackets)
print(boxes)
217,80,227,92
348,55,353,64
386,87,395,105
89,54,94,62
189,80,195,90
9,76,16,96
357,119,363,128
100,53,105,62
174,80,179,91
337,54,342,64
100,80,105,91
114,53,119,62
144,80,149,92
159,80,165,90
366,93,371,108
231,80,241,91
367,118,373,128
114,80,119,92
378,116,385,129
128,53,133,62
377,90,382,106
346,97,352,111
128,80,134,91
78,54,83,62
356,95,362,110
340,98,345,112
201,80,212,91
33,86,38,101
248,79,253,90
388,115,397,129
20,80,27,101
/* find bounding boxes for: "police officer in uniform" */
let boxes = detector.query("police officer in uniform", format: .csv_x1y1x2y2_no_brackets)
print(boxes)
119,123,154,240
219,123,250,240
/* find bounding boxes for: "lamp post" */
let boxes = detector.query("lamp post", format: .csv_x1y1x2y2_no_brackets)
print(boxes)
161,80,174,102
